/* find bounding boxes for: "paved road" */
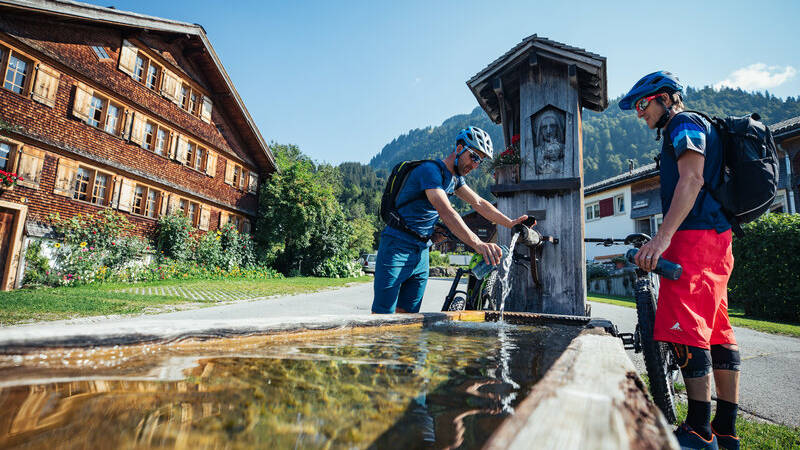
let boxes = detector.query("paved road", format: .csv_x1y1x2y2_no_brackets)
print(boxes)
3,278,798,427
590,301,800,428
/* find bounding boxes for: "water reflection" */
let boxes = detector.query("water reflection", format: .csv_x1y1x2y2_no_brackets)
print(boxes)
0,322,578,449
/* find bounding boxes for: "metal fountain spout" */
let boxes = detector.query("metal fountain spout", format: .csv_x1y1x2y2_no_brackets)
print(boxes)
511,217,558,287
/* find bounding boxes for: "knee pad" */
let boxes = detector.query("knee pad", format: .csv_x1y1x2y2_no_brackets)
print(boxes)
711,344,741,372
671,343,712,379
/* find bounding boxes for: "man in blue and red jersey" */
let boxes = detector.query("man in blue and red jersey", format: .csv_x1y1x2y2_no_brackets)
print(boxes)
619,71,740,450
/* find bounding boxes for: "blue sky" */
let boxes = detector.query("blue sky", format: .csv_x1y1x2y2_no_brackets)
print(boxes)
88,0,800,165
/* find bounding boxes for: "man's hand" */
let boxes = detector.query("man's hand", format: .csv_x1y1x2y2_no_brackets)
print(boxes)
475,242,503,267
509,215,529,228
634,233,672,272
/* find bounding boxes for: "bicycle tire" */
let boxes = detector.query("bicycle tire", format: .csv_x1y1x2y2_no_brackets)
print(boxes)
635,275,678,424
479,271,500,311
446,293,467,311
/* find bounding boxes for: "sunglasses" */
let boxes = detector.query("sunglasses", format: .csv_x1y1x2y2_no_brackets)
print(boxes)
466,148,483,165
635,94,661,113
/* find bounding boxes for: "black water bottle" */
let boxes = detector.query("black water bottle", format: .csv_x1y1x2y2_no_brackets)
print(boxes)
625,249,682,281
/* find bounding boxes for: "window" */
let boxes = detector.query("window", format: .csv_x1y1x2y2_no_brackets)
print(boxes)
178,82,205,118
133,55,146,82
585,202,600,221
143,122,155,150
72,166,112,206
187,145,205,172
614,194,625,215
146,63,160,90
132,184,162,218
179,84,189,109
3,51,31,94
85,93,123,134
0,142,11,170
154,127,169,156
232,165,241,187
178,198,200,226
91,46,110,60
184,140,196,166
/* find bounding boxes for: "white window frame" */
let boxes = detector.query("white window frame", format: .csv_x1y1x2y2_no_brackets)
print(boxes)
614,194,625,215
585,201,600,221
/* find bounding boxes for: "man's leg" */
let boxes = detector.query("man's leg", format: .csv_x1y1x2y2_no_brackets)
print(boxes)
672,343,714,441
396,247,429,314
711,343,741,448
372,235,417,314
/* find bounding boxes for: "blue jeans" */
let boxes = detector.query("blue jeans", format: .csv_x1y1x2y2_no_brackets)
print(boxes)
371,233,429,314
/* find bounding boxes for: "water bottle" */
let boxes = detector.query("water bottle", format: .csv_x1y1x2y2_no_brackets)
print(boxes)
472,244,509,280
625,249,682,281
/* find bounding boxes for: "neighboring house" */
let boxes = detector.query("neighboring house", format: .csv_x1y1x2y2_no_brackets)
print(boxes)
0,0,276,289
432,206,497,253
584,114,800,262
771,115,800,214
584,163,660,261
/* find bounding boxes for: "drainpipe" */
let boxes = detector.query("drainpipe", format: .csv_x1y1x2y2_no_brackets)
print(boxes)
779,144,796,214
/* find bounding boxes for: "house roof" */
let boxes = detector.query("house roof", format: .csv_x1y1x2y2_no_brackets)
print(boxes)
0,0,275,173
770,115,800,140
584,162,659,196
467,34,608,123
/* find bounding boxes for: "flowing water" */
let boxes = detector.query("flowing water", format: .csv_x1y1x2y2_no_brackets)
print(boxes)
0,322,578,449
497,232,520,320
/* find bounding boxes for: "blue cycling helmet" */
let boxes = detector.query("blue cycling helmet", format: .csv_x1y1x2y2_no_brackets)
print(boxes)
618,71,684,110
455,126,493,159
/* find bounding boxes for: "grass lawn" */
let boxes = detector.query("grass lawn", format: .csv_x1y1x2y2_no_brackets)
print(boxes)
588,294,800,338
0,276,372,326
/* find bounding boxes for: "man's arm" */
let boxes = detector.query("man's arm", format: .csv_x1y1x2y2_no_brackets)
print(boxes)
426,188,503,266
454,184,528,228
635,151,705,271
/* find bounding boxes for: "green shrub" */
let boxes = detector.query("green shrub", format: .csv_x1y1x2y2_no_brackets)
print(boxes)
155,213,193,261
429,251,449,267
587,262,611,280
730,213,800,323
110,260,283,283
22,240,52,286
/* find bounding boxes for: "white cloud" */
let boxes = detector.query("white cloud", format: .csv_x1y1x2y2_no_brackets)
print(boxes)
714,63,797,91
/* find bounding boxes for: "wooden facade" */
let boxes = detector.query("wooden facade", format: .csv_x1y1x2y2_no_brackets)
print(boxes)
468,35,607,315
0,0,275,289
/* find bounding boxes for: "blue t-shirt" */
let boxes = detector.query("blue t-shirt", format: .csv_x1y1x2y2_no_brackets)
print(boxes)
659,112,730,233
383,159,466,247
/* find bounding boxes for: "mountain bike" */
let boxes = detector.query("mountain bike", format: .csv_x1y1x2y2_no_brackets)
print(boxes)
440,252,530,312
586,233,680,423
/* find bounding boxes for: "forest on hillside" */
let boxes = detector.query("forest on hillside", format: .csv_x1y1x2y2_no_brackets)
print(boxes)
328,87,800,241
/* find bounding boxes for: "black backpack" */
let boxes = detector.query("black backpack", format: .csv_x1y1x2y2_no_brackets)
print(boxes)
683,111,778,236
380,160,446,242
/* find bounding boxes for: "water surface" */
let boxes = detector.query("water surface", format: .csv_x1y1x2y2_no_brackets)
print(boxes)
0,321,578,449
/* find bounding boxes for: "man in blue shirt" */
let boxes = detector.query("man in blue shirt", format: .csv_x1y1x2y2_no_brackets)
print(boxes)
620,71,740,450
371,126,528,315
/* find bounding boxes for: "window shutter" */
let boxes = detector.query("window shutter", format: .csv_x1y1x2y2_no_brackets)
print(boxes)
128,113,146,146
176,136,189,163
242,219,251,234
72,83,93,123
219,211,229,228
31,63,60,107
160,68,180,103
116,178,135,212
248,171,258,194
599,198,614,218
198,205,211,231
167,195,181,214
224,159,234,185
53,157,79,196
200,95,213,123
16,146,45,189
159,192,169,216
205,151,217,177
118,39,138,77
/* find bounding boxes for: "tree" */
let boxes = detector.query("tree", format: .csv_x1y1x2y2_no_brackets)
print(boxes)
255,144,357,276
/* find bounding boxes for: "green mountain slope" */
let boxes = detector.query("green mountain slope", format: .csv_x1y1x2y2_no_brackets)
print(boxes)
369,87,800,190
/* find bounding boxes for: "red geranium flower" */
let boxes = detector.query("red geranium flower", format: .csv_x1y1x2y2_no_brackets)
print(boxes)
511,134,520,145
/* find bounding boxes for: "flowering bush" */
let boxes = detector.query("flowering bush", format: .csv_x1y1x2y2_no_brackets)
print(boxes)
490,134,521,170
0,169,22,188
312,254,363,278
111,260,282,283
155,213,193,261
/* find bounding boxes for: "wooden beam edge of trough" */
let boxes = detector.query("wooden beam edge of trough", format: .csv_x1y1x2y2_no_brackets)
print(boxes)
483,329,680,450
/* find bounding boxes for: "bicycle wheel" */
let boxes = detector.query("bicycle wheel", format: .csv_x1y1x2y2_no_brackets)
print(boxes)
479,271,500,310
446,293,467,311
635,274,678,424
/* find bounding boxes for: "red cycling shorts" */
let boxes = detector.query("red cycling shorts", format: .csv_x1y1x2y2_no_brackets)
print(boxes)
654,229,736,349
